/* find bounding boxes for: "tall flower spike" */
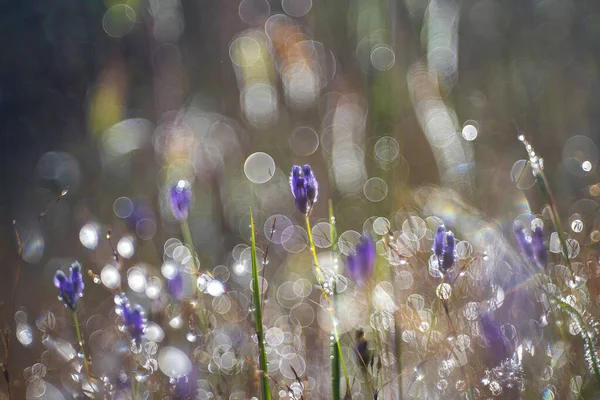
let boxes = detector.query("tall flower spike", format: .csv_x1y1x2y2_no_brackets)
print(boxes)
170,180,192,221
116,295,146,344
54,262,85,310
346,234,376,286
513,221,535,266
531,226,546,268
290,165,318,215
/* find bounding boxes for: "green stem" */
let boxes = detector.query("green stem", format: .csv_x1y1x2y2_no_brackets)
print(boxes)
180,220,199,273
328,200,342,399
72,311,91,381
250,211,271,400
305,214,350,398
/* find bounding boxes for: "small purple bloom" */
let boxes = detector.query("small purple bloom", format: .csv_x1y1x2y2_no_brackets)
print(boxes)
480,311,509,361
116,295,146,344
432,225,455,273
290,165,318,215
54,262,85,310
347,235,376,286
531,226,546,267
169,180,192,221
513,221,536,266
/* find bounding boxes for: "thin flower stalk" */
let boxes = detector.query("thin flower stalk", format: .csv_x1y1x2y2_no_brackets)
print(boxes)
305,214,350,398
72,311,92,381
250,211,271,400
518,134,575,281
328,200,342,400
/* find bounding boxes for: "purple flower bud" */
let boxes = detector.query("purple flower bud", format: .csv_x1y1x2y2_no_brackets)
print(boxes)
169,180,192,221
432,224,456,274
531,226,546,267
433,225,445,259
290,165,318,215
117,295,146,344
54,262,85,310
441,231,455,273
513,221,535,265
347,234,376,286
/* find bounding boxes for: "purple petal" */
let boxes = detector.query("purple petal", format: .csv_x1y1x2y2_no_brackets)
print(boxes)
290,165,302,198
54,270,67,289
513,221,534,263
167,272,184,300
432,225,445,259
441,231,455,272
303,164,318,206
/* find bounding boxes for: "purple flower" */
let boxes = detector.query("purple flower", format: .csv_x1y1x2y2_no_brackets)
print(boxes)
480,311,509,361
432,225,456,273
54,262,85,310
514,221,546,267
290,165,318,215
116,295,146,344
531,226,546,267
169,180,192,221
347,235,376,286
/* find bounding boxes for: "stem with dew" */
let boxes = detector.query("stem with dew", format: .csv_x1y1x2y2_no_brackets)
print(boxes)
305,214,350,398
250,211,271,400
72,311,92,381
328,200,342,399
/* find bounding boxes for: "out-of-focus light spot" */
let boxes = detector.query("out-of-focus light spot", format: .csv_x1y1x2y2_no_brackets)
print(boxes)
102,4,136,38
161,262,178,280
374,136,400,163
582,160,592,172
241,83,279,128
590,184,600,197
146,277,163,299
169,316,183,329
136,218,157,240
244,152,275,183
370,45,396,71
102,119,152,157
158,347,192,378
145,322,165,342
563,135,599,177
233,263,246,276
282,0,312,17
571,219,583,233
17,323,33,346
207,280,225,297
113,197,134,218
79,224,99,250
289,126,319,156
238,0,271,25
127,267,147,293
101,264,121,290
462,124,478,141
229,36,262,68
363,178,388,202
117,237,135,259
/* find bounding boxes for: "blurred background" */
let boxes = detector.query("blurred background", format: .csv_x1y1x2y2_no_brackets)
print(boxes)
2,0,600,395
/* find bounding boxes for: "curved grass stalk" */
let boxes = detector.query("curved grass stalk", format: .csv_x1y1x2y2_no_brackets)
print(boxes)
250,211,271,400
544,292,600,386
305,213,350,398
328,200,342,400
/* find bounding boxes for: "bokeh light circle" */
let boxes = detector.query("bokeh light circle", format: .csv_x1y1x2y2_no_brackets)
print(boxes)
244,152,275,183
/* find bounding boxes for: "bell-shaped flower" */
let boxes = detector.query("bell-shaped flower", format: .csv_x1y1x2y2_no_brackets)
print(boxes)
347,235,376,286
54,262,85,310
290,165,318,215
170,180,192,221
